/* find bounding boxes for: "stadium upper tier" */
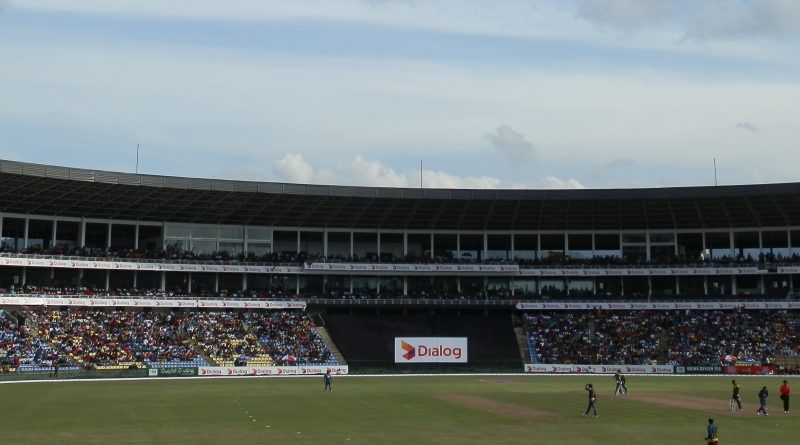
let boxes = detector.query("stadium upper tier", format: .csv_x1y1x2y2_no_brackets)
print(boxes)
4,248,800,268
4,159,800,301
2,159,800,230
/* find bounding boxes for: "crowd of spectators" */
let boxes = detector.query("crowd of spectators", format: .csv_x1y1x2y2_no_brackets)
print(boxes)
6,243,800,268
524,310,664,365
662,309,799,366
187,311,265,365
29,309,203,369
1,314,66,372
249,312,334,365
1,283,793,303
2,309,336,371
524,309,799,366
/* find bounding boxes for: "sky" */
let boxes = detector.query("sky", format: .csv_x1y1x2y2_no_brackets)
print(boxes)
1,0,799,189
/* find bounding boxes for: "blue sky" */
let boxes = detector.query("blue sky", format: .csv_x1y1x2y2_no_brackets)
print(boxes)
1,0,799,189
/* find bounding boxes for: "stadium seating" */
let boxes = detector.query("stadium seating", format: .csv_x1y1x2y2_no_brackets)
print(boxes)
524,309,799,366
1,316,78,372
249,312,337,366
9,309,336,370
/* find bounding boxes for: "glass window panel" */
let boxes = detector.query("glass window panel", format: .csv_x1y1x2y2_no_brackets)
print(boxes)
246,242,271,256
622,245,647,262
27,219,54,250
84,223,108,249
219,242,243,255
193,225,218,239
649,233,675,243
2,218,25,250
219,225,244,239
247,226,271,241
514,234,537,260
622,233,646,244
327,232,351,257
594,234,620,250
166,238,189,252
165,224,191,238
650,245,675,262
192,240,217,254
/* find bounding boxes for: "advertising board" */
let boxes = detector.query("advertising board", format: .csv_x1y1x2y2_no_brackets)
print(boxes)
394,337,468,363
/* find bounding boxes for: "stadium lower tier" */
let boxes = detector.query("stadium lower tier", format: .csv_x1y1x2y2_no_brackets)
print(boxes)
0,309,337,371
524,309,799,366
2,308,798,372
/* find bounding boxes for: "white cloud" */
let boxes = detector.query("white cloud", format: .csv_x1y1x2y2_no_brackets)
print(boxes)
484,124,536,164
2,27,800,188
574,0,800,41
605,157,636,169
10,0,800,65
684,0,800,41
271,153,583,189
364,0,415,7
537,176,586,189
576,0,672,31
272,153,315,183
735,122,758,132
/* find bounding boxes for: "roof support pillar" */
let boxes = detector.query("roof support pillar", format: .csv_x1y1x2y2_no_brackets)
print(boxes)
23,217,29,249
80,218,86,249
51,220,57,250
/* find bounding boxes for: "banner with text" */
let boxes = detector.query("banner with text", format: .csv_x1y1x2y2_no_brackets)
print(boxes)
306,263,518,273
516,267,761,277
516,301,800,311
0,256,304,274
196,365,348,377
674,366,723,374
0,295,306,310
524,364,674,374
395,337,468,363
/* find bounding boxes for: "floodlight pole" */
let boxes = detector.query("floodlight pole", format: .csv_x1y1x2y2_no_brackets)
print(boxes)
420,160,423,188
713,158,718,186
136,144,140,174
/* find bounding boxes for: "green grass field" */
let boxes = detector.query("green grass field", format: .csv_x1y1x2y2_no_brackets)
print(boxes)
0,375,795,444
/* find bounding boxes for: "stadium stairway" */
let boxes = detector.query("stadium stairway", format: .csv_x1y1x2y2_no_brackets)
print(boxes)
191,338,220,366
655,330,671,363
314,326,347,365
514,327,531,363
775,354,800,368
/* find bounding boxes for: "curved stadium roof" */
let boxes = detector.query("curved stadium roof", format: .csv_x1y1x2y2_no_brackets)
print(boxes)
1,159,799,230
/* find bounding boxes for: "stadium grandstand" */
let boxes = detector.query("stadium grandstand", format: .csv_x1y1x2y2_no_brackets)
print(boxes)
0,159,798,375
